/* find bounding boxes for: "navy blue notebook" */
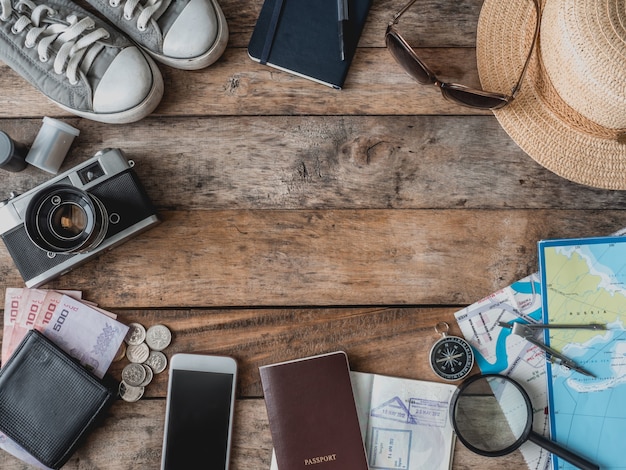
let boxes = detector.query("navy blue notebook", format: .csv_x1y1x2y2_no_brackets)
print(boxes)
248,0,372,89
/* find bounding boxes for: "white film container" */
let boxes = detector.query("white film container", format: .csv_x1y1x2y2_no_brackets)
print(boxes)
26,117,80,174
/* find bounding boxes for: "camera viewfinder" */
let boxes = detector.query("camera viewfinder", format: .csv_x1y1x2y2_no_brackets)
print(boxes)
78,162,105,184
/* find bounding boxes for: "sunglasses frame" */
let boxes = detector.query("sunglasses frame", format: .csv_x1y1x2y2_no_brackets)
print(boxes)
386,0,540,109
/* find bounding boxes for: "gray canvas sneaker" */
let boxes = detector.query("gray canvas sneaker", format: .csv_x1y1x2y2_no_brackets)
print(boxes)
84,0,228,70
0,0,163,123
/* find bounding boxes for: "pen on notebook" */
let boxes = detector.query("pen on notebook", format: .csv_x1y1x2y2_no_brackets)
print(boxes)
337,0,348,61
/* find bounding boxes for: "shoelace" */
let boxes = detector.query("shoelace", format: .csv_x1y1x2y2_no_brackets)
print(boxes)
0,0,110,84
109,0,168,32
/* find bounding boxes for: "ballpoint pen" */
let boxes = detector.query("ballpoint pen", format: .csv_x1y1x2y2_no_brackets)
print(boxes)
337,0,348,61
498,321,606,377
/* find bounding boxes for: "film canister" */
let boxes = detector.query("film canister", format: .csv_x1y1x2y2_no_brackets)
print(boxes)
26,117,80,174
0,130,28,172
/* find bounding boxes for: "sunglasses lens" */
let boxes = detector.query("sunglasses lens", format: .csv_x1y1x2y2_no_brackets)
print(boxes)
385,32,433,85
442,87,509,110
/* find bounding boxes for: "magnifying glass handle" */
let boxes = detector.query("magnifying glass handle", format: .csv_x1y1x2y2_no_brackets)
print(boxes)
528,431,599,470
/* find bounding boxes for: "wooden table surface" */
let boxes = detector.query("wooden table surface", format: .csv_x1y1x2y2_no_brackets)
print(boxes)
2,0,624,468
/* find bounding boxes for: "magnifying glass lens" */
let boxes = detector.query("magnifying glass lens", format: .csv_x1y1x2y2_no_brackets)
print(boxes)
451,374,599,470
452,375,531,455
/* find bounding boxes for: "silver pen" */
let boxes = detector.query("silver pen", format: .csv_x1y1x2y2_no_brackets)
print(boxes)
337,0,348,61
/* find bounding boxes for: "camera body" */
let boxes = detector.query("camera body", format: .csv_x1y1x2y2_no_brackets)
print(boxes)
0,148,160,287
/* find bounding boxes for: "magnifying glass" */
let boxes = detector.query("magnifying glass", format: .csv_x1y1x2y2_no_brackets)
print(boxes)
450,374,599,470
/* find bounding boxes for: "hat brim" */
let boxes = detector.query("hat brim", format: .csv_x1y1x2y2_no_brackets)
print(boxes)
477,0,626,190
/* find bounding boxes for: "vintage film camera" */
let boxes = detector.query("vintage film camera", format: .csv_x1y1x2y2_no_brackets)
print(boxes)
0,149,160,287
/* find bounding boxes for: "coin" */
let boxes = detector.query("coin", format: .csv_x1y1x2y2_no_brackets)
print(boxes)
121,363,147,387
113,342,127,362
139,364,154,387
145,324,172,351
125,322,146,346
126,342,150,363
144,350,168,374
119,381,144,402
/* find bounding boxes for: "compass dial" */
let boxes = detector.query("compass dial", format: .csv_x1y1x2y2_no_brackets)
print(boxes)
429,335,474,381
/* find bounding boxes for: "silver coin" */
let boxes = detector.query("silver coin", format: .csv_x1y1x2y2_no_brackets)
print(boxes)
144,350,168,374
125,322,146,346
113,342,127,362
126,342,150,363
145,324,172,351
139,364,154,387
119,381,144,402
121,363,147,387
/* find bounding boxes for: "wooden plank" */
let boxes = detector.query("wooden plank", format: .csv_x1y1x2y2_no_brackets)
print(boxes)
0,47,490,118
1,116,623,211
2,209,622,307
153,45,490,116
0,397,526,469
101,306,467,398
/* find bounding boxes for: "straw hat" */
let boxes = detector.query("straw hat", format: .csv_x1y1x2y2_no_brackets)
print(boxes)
476,0,626,189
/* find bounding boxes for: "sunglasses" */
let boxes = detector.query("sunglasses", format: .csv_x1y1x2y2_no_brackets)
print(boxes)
385,0,540,109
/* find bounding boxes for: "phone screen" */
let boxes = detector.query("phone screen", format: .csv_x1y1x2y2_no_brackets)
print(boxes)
162,369,235,469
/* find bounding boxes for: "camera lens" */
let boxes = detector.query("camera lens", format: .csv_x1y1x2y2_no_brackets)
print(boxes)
50,202,88,238
25,185,108,254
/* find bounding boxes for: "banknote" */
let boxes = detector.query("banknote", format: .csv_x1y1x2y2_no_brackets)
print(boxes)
1,288,24,363
41,294,129,379
2,289,85,363
33,290,65,333
0,433,52,470
3,289,127,375
5,289,48,360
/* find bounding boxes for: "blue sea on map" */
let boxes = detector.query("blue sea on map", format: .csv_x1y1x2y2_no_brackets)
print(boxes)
550,326,626,470
571,244,626,284
545,240,626,469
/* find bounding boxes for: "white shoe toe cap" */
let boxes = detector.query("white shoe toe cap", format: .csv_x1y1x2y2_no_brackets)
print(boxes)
93,47,154,113
163,0,218,59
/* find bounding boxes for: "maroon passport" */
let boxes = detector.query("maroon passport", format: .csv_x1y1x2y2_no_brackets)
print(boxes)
260,351,368,470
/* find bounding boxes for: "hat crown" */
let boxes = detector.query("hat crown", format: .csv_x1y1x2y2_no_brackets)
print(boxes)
541,0,626,129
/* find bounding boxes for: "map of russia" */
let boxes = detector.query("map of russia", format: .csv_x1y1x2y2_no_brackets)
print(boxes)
539,236,626,470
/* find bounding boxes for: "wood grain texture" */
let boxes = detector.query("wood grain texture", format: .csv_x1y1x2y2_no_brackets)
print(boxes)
0,398,526,469
0,307,527,469
2,209,623,307
0,0,613,467
0,47,491,118
102,307,469,398
2,115,622,211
